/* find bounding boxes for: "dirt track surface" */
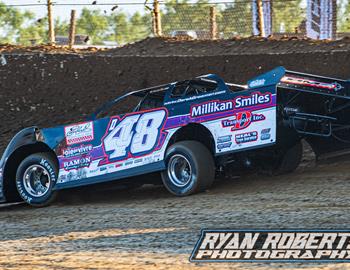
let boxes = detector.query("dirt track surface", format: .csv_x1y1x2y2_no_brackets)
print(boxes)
0,154,350,270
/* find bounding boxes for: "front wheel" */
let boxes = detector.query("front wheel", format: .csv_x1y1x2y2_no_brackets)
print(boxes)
16,152,58,207
161,141,215,196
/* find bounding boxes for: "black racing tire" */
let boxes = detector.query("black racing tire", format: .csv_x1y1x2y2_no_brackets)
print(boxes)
276,141,303,174
161,141,215,196
15,152,58,207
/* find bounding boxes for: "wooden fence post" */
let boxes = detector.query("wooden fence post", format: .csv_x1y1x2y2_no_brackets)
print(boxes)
210,6,217,40
69,10,76,48
151,10,157,36
47,0,55,44
153,0,162,37
257,0,265,37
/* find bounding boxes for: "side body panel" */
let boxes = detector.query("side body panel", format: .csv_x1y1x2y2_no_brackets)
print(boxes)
50,71,280,189
0,68,283,193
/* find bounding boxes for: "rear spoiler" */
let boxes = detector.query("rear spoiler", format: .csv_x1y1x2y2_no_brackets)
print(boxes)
245,66,350,99
279,70,350,99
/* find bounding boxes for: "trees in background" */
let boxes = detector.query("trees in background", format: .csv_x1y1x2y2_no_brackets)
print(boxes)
18,19,47,44
76,9,109,44
339,0,350,32
218,1,252,38
107,12,130,44
0,3,37,44
0,1,154,45
162,0,211,34
3,0,350,45
272,0,304,33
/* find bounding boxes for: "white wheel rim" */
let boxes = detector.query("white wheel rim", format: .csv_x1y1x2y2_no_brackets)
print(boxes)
167,154,192,187
23,165,51,197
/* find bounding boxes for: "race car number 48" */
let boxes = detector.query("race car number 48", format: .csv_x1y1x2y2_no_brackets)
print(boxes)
103,109,166,160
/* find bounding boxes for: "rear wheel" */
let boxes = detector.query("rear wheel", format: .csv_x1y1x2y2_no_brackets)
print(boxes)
275,141,303,174
161,141,215,196
15,153,58,207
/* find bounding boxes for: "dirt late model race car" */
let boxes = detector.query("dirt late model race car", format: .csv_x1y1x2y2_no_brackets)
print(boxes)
1,66,350,206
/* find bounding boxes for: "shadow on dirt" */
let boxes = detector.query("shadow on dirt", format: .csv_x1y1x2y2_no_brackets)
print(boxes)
0,165,318,211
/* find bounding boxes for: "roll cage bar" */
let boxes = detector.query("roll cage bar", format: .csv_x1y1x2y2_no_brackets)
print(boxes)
89,74,230,120
90,83,171,120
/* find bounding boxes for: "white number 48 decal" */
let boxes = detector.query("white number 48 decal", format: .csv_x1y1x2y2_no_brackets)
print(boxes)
103,110,166,160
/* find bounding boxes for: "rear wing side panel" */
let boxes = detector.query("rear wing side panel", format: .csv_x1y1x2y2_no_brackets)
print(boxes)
277,70,350,159
279,70,350,99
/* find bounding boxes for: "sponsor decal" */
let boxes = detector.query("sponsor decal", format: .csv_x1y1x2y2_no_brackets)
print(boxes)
63,144,93,157
190,100,233,117
144,156,155,163
61,169,88,182
16,180,32,203
281,76,343,91
134,158,143,164
76,168,88,179
217,142,232,150
222,112,265,131
249,79,266,88
63,156,91,170
65,122,94,145
89,168,99,174
67,171,77,181
164,90,226,106
40,158,56,182
191,230,350,262
217,135,232,144
235,131,258,144
234,92,271,109
261,128,271,141
284,106,299,114
125,161,134,166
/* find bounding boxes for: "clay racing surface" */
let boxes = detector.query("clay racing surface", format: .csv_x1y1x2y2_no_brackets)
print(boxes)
1,38,350,269
0,150,349,270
